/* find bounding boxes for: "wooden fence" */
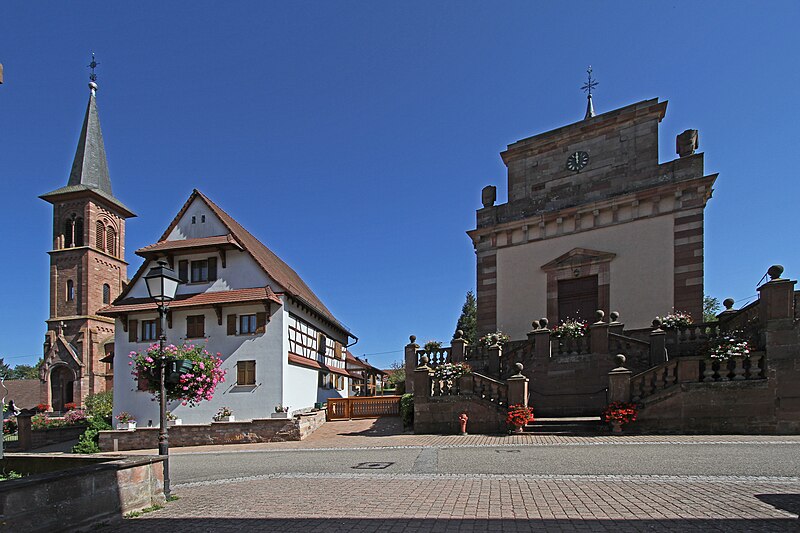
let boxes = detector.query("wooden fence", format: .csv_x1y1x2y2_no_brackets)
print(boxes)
326,395,402,420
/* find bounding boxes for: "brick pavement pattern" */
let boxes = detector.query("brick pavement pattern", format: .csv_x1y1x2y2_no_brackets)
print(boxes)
111,420,800,531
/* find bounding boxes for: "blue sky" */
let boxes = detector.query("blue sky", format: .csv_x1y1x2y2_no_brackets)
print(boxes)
1,2,798,370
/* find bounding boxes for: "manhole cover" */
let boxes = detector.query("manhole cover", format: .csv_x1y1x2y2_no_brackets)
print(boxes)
495,449,521,453
352,462,395,470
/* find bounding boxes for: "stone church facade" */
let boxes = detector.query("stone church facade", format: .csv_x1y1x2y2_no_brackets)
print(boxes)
39,81,135,411
469,99,717,337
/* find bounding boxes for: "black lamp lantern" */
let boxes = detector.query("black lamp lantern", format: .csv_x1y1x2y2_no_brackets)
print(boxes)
144,260,181,303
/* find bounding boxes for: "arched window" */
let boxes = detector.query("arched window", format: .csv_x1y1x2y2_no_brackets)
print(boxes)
103,284,111,304
66,280,74,301
106,227,116,256
96,221,105,250
74,217,84,246
64,219,74,248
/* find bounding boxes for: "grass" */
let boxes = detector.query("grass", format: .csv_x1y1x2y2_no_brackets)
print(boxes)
124,493,179,518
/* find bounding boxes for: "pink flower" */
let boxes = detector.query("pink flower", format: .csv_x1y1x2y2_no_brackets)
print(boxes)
128,362,133,366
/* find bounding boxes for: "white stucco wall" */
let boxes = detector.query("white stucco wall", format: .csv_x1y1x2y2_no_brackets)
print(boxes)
496,214,675,338
167,197,228,240
113,301,285,425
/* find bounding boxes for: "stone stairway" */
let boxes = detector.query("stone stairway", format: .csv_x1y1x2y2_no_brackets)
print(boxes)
523,416,604,436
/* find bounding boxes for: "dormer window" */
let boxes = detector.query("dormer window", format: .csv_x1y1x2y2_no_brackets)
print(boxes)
191,216,196,224
201,215,206,223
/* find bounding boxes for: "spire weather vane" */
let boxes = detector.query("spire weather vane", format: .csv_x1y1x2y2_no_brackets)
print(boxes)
581,65,598,96
88,53,99,83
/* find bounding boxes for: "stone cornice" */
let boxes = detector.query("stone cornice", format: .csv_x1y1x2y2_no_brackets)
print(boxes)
47,245,129,266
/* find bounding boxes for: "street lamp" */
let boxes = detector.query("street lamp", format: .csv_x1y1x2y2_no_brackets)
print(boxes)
144,259,182,498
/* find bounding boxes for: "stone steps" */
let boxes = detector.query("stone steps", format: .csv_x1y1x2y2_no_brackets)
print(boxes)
523,416,605,436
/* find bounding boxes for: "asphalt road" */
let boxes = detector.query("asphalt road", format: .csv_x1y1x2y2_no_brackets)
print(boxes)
170,442,800,485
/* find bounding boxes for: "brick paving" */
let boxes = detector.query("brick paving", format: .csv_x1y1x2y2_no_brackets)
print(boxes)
113,419,800,531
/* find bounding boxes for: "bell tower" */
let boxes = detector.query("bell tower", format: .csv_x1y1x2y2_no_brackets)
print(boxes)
39,67,136,411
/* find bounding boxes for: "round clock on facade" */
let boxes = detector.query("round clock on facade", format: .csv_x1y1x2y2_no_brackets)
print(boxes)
566,151,589,172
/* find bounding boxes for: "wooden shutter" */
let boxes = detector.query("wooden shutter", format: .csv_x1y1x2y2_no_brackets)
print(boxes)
208,257,218,281
128,319,138,342
256,312,267,334
178,260,188,283
237,362,246,384
227,314,237,335
335,341,343,360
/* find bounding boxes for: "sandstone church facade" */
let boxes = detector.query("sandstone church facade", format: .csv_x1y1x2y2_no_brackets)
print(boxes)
468,98,717,338
39,81,135,411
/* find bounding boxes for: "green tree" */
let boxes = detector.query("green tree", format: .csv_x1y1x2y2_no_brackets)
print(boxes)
0,358,11,379
387,360,405,389
455,290,477,345
11,358,43,380
703,295,721,323
85,391,113,422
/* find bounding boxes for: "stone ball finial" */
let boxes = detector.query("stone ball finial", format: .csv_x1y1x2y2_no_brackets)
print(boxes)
595,310,605,322
723,298,735,310
610,311,619,323
420,355,429,366
768,265,784,280
409,335,417,344
514,362,524,373
652,318,662,329
615,354,626,367
539,318,549,329
454,330,463,340
481,185,497,208
532,321,539,330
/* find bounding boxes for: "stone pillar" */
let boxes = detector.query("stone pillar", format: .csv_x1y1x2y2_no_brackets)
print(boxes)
506,362,529,407
533,318,551,360
413,356,432,400
757,266,796,324
459,373,474,396
488,341,502,377
450,330,467,364
590,310,609,354
16,411,33,451
649,321,667,365
716,297,738,325
405,335,419,394
677,356,703,383
607,355,632,403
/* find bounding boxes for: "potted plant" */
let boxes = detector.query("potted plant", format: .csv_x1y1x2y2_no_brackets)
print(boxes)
166,410,182,426
213,406,234,422
478,331,510,347
423,340,442,352
602,402,638,434
115,412,137,431
506,404,534,433
551,319,588,339
35,403,50,413
657,311,693,329
271,404,291,419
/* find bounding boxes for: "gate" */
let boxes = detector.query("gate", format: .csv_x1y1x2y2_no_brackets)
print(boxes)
326,395,402,420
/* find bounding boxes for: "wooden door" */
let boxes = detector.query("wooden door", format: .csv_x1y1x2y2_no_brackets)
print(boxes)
558,275,598,323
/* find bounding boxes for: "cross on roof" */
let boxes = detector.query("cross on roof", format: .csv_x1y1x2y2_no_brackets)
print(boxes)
88,53,99,83
581,65,598,96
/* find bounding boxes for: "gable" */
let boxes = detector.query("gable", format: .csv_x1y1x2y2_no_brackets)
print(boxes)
541,248,616,272
167,197,228,240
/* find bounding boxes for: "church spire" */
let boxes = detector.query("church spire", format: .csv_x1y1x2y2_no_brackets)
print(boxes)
40,54,135,217
67,53,111,195
581,65,598,120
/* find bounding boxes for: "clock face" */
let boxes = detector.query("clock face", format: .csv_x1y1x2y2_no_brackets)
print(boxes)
566,151,589,172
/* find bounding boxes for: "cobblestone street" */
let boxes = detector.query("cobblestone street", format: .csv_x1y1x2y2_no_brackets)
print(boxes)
112,419,800,531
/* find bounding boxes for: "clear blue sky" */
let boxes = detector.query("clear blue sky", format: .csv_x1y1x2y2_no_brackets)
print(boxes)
2,2,798,370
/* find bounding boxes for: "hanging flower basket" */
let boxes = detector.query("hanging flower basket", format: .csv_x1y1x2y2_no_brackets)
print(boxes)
130,343,227,407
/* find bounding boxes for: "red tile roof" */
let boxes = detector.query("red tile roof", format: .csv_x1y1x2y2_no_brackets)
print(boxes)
287,353,354,378
135,234,243,256
100,286,282,316
1,379,44,409
115,190,352,337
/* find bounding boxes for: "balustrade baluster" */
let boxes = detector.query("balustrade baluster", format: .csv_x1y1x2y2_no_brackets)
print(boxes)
631,378,642,402
716,359,729,382
748,355,762,379
732,357,746,381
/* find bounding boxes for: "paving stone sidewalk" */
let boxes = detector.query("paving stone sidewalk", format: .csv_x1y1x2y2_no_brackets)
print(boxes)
113,419,800,531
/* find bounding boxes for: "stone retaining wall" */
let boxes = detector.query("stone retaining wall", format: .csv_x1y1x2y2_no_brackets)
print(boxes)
99,409,326,451
0,453,165,532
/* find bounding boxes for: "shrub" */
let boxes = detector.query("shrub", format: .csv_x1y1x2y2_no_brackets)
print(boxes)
72,416,112,454
85,391,113,422
400,393,414,428
423,340,442,352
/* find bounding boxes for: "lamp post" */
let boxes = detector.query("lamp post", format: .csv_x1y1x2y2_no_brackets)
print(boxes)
144,259,182,498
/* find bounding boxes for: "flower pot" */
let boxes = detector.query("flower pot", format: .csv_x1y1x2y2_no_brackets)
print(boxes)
117,421,137,431
513,426,524,434
271,412,290,419
167,419,182,427
611,421,623,434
